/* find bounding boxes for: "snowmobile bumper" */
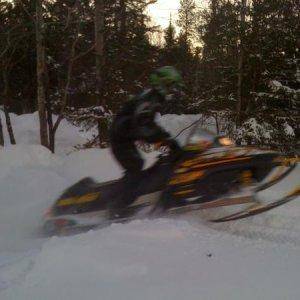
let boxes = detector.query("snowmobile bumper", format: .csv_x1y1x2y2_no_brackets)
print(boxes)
42,210,107,236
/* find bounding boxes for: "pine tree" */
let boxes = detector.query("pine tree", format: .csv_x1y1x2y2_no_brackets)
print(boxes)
177,0,197,45
0,1,36,113
196,0,239,114
237,0,300,149
160,15,177,66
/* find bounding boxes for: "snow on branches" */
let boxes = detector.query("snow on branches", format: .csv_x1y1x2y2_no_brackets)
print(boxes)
67,105,113,148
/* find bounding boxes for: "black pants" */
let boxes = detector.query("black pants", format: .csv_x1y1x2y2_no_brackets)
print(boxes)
109,139,144,217
110,139,144,172
109,171,142,214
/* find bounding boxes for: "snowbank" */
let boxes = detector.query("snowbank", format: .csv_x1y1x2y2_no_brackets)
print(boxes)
0,145,61,180
0,111,88,155
0,145,66,254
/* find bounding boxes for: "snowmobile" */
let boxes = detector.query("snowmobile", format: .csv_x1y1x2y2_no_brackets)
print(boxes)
42,122,299,235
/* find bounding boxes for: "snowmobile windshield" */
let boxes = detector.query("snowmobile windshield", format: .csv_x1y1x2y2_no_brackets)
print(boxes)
185,123,216,146
184,122,234,150
188,129,216,145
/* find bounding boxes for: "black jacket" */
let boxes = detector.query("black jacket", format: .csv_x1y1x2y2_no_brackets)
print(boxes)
110,89,171,171
111,89,171,143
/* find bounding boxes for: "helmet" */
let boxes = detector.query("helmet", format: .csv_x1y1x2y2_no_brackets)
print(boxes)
150,66,183,96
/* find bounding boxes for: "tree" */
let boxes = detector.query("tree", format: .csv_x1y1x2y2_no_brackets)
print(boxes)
36,0,49,148
177,0,197,45
103,0,158,109
159,14,178,66
0,112,4,146
165,14,176,50
236,0,247,125
236,0,300,149
49,2,85,152
195,0,239,114
95,0,108,147
2,68,16,144
65,0,159,147
0,1,26,145
0,1,37,114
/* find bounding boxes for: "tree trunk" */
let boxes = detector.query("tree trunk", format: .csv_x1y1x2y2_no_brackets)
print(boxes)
0,115,4,146
95,0,107,147
3,71,16,145
214,112,220,135
236,49,244,124
36,0,49,148
3,107,16,145
119,0,126,42
95,0,105,102
247,0,260,113
46,103,55,153
50,35,77,153
236,0,246,126
118,0,127,72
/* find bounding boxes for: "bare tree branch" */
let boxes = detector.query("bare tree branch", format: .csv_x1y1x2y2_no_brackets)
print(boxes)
73,44,95,61
52,34,79,133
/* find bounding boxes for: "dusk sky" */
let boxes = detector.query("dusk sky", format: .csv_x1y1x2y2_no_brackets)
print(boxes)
148,0,208,28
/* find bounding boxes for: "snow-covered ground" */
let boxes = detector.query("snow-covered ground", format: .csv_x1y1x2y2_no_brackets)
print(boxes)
0,112,299,300
0,111,91,155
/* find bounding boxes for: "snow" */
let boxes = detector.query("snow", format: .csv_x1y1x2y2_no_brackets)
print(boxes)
270,80,283,89
3,219,300,300
236,117,297,146
269,79,300,94
284,122,295,137
0,111,88,155
0,112,300,300
0,144,62,180
235,117,273,144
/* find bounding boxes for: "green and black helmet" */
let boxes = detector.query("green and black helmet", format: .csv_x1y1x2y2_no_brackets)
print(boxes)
150,66,183,96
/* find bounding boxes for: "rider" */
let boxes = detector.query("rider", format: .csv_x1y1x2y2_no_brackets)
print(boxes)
109,66,184,219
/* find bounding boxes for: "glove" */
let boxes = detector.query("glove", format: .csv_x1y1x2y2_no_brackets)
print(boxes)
153,141,164,151
167,139,183,161
167,138,181,151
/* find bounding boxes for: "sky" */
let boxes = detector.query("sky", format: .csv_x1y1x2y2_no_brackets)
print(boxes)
148,0,208,29
147,0,181,29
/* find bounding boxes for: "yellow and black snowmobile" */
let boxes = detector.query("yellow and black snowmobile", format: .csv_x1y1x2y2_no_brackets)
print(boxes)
42,122,299,235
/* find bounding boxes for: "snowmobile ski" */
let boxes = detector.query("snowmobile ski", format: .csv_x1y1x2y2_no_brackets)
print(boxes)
211,186,300,223
254,162,297,193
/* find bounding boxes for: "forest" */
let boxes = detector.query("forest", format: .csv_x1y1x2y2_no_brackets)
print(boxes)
0,0,299,152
